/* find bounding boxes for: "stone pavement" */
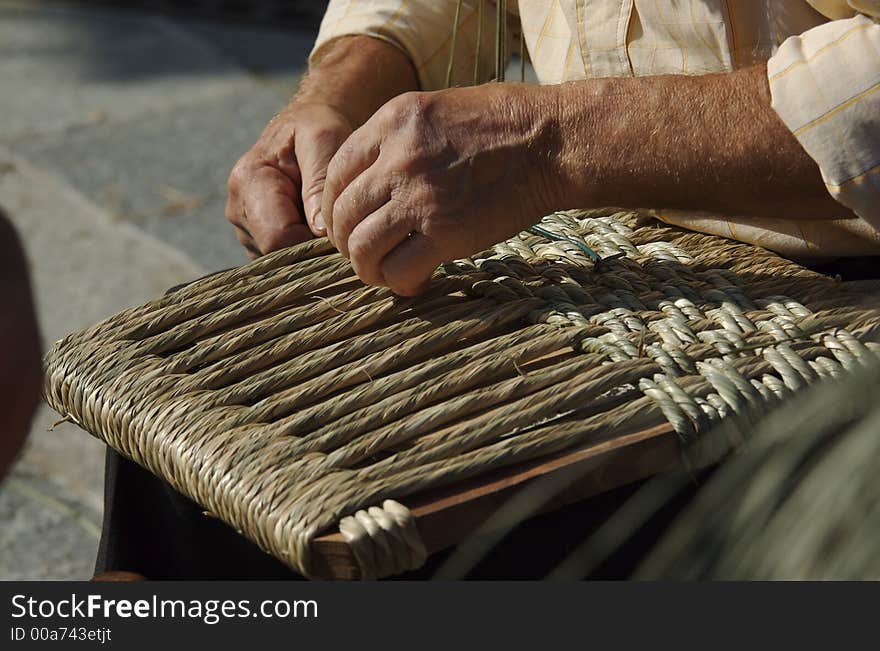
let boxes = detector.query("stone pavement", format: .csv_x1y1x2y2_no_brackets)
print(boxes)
0,0,315,579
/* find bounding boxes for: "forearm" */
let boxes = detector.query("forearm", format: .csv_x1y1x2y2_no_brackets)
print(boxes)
541,65,844,220
295,36,419,128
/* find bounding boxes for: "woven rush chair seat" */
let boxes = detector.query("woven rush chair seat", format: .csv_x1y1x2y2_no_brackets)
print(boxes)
44,209,880,579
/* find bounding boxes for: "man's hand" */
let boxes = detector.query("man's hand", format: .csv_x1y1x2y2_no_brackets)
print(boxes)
226,36,419,258
322,84,562,296
324,64,848,295
226,103,352,257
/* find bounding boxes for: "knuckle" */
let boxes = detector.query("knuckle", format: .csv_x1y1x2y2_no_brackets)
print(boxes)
383,94,408,120
388,178,424,206
308,124,344,149
224,201,239,224
330,192,349,226
409,92,431,117
227,158,250,191
348,250,364,273
257,228,288,253
347,236,370,269
397,154,420,174
325,145,346,181
333,135,358,165
395,91,429,119
387,138,432,178
383,146,416,176
251,217,295,253
262,112,293,141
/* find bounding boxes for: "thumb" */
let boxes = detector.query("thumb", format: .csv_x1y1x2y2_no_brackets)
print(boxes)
297,124,349,237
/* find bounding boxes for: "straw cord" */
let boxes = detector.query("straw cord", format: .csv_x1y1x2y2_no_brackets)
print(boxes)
43,210,880,579
445,0,465,88
474,0,484,85
495,0,507,81
339,500,427,580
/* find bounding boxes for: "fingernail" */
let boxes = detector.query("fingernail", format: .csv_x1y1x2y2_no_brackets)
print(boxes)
305,196,325,233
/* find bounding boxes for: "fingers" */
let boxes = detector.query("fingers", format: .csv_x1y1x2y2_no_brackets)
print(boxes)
295,122,351,236
346,202,419,286
329,164,396,259
380,232,442,297
233,224,261,259
322,128,382,247
227,104,355,257
238,166,313,254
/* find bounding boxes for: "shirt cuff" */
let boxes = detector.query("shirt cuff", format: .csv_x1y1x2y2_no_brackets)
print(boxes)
767,14,880,229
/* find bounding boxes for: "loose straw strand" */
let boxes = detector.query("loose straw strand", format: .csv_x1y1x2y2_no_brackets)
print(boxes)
474,0,484,85
445,0,464,88
501,0,508,81
495,0,506,81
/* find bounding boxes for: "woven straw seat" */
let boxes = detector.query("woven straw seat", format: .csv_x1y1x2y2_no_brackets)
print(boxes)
44,209,880,579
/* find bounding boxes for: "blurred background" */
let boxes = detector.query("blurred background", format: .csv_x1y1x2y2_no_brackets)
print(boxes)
0,0,328,579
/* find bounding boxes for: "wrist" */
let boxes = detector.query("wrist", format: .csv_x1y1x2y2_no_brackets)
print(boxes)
550,79,620,210
516,83,590,216
284,91,355,132
296,36,419,128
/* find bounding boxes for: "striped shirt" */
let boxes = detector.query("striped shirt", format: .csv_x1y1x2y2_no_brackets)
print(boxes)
312,1,880,258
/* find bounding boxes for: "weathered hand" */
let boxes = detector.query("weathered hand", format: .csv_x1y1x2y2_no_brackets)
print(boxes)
321,84,561,296
226,103,353,257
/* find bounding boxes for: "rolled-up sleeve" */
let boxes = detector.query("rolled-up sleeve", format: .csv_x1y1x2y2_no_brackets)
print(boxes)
767,3,880,229
311,0,506,91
